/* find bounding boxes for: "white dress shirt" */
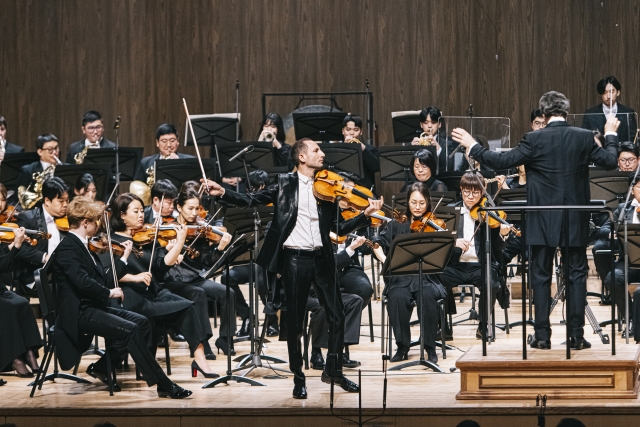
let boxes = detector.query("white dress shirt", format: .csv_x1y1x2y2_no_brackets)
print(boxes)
40,160,55,171
43,207,62,257
632,199,640,224
458,206,479,263
283,173,323,250
84,137,102,149
602,102,618,119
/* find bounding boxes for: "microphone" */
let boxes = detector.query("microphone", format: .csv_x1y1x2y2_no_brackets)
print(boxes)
113,116,122,130
229,145,254,162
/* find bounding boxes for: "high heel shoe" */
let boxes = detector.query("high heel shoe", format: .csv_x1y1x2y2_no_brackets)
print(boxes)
390,345,409,362
215,337,236,356
191,360,219,379
12,359,33,378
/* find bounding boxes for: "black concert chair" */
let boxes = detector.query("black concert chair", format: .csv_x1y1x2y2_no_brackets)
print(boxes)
30,267,117,397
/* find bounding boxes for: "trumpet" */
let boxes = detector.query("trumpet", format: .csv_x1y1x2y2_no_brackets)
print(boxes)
418,132,436,146
263,132,275,143
484,174,518,184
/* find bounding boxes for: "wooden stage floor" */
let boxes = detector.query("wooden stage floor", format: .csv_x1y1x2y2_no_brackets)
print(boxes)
2,280,640,427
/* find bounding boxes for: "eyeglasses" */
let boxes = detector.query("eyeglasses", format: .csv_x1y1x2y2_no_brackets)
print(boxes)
409,201,427,207
40,146,60,153
158,138,178,144
85,125,104,132
619,158,637,164
462,190,482,197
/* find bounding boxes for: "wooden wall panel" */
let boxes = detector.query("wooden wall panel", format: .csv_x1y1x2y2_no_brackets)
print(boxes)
1,0,639,159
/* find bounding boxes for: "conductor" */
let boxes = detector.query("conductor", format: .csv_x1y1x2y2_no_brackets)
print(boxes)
452,91,619,350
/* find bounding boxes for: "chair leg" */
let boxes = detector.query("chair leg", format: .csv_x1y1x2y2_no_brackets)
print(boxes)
504,308,510,334
30,342,52,397
368,301,374,342
163,325,171,376
213,300,218,328
104,339,114,396
73,354,81,376
439,300,446,360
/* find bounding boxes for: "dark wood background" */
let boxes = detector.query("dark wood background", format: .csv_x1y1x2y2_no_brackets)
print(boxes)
1,0,639,158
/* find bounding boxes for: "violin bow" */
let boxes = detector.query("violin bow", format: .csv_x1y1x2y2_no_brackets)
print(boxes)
432,196,444,213
182,98,211,193
102,208,122,305
185,206,223,251
147,195,164,274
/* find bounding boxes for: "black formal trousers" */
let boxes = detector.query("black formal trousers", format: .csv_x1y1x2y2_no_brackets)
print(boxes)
340,268,373,306
386,284,440,349
77,305,168,387
308,293,363,349
592,238,612,282
221,264,267,320
440,262,501,317
531,245,587,341
282,250,344,386
604,262,640,341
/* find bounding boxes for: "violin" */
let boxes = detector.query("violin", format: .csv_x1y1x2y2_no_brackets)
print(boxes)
0,205,18,222
55,217,69,232
468,197,521,237
340,207,387,228
0,222,51,246
329,231,380,250
313,169,376,211
410,212,447,233
131,224,179,246
89,235,144,258
186,221,227,244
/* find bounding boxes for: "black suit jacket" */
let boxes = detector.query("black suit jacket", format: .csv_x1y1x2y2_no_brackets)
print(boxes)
65,137,116,164
468,121,618,247
4,141,24,153
221,172,371,275
52,233,112,370
582,103,637,142
133,152,194,182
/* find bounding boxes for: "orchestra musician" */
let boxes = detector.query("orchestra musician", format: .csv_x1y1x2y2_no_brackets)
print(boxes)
16,134,64,193
52,196,191,398
204,138,383,399
616,143,639,172
144,179,179,224
339,114,380,190
108,193,218,375
411,106,456,173
65,110,116,164
582,76,637,142
453,91,620,350
15,177,69,297
0,225,42,379
376,181,447,363
72,173,98,201
400,149,448,193
133,124,193,182
258,112,291,168
0,115,26,158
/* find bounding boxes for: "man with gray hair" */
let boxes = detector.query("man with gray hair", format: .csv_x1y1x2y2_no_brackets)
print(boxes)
451,91,619,351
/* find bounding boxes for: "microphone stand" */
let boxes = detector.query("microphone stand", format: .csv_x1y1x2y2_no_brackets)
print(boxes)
113,116,121,197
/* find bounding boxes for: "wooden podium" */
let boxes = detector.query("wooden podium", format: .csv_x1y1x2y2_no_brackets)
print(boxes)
456,343,640,400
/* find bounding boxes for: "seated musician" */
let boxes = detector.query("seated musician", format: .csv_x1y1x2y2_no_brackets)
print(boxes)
401,149,448,193
133,123,193,182
52,196,191,398
16,134,63,193
616,143,639,172
72,173,97,201
339,114,380,190
163,182,238,358
309,235,367,370
603,174,640,342
0,115,25,157
440,172,511,339
65,110,116,164
0,225,42,379
411,106,455,173
15,177,69,297
108,193,218,375
144,179,178,224
505,109,543,190
376,181,447,364
582,76,637,142
257,112,291,168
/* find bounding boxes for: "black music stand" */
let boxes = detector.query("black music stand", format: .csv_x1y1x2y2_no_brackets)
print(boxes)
431,192,457,210
54,164,111,201
379,146,435,186
154,158,217,190
292,112,346,142
223,207,274,237
1,152,39,189
589,170,630,208
184,114,240,158
83,147,143,182
318,143,364,178
217,142,275,178
391,112,421,143
437,171,496,196
383,233,455,373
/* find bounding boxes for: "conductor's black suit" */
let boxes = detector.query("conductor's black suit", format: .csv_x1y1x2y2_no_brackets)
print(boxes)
468,120,618,341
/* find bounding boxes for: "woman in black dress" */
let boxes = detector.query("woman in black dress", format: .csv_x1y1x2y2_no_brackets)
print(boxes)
376,181,447,364
0,225,43,378
109,193,218,378
163,183,238,355
400,149,448,193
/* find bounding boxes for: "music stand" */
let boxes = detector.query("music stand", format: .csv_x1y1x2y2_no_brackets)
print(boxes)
589,170,630,208
83,147,143,182
318,143,364,178
391,110,421,143
496,189,527,222
217,142,275,178
379,146,435,186
437,171,496,196
154,158,217,190
223,207,274,237
383,233,455,373
54,164,111,201
431,192,458,210
620,224,640,345
1,152,39,189
184,113,240,159
292,112,346,142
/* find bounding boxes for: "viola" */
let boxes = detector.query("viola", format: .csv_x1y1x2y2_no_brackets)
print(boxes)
468,197,521,237
89,235,144,258
329,231,380,250
313,169,375,211
0,205,18,222
187,222,227,244
131,224,179,246
0,222,51,246
410,212,447,233
55,217,70,232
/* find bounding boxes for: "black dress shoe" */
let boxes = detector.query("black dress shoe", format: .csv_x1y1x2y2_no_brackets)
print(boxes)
569,337,591,350
236,318,250,338
205,353,217,360
157,383,192,399
321,372,360,393
342,353,361,368
529,339,551,349
267,325,279,337
169,332,186,342
215,337,236,356
86,363,121,392
191,360,220,379
426,347,438,365
292,384,307,399
310,352,326,370
390,345,409,362
0,379,6,386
